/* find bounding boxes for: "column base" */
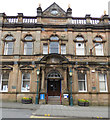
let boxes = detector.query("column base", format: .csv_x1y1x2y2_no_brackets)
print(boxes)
39,99,46,104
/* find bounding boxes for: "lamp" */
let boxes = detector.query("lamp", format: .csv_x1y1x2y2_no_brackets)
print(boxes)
37,69,40,75
36,69,40,104
69,68,73,76
90,43,101,55
69,68,73,106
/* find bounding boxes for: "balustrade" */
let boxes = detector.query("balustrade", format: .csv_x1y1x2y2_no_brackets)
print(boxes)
23,17,37,23
1,15,109,25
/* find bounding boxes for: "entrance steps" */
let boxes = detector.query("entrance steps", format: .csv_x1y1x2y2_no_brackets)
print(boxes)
47,96,61,105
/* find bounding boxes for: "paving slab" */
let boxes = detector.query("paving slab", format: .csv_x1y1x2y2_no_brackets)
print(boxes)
1,102,109,118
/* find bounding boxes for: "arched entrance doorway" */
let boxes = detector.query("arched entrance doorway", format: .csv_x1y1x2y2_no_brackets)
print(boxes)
47,70,62,96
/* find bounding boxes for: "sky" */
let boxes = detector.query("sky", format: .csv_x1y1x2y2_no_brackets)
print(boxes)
0,0,110,17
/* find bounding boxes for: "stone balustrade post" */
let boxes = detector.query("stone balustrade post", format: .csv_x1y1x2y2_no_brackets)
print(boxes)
85,14,91,24
17,13,23,23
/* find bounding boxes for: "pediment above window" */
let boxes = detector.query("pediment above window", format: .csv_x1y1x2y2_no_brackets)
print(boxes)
40,54,69,64
20,65,34,70
42,2,66,17
0,65,13,70
74,66,90,71
95,66,110,71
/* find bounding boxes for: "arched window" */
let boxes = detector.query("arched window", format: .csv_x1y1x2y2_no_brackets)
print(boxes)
24,35,33,55
49,36,59,54
75,36,85,55
4,35,14,55
94,37,103,56
43,35,66,54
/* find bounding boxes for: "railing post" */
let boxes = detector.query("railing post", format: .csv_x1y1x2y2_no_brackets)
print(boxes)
85,14,91,24
17,13,23,23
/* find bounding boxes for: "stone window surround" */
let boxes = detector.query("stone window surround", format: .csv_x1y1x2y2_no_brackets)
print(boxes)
42,35,67,54
2,34,16,55
77,71,87,92
21,70,31,92
0,70,10,92
74,35,87,55
92,36,106,56
98,72,108,92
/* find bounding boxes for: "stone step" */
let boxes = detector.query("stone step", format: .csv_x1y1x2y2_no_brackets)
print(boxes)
48,101,61,105
48,96,61,105
48,96,60,101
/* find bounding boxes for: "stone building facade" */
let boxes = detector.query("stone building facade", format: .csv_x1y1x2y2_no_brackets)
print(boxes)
0,3,110,105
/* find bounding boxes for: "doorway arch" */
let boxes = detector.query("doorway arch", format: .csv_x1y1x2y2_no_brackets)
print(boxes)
47,70,62,96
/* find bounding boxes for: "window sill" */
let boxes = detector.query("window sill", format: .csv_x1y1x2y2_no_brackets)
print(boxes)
99,91,108,93
78,91,87,92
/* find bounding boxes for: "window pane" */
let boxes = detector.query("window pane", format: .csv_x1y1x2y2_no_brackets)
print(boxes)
27,49,33,55
23,73,30,79
27,42,33,48
78,72,85,80
24,36,32,40
5,36,14,41
61,45,66,54
95,43,103,55
99,74,107,92
94,37,102,42
76,43,85,55
22,73,30,92
43,44,48,54
8,48,13,55
50,36,59,40
76,37,84,41
50,42,59,53
24,42,33,55
99,82,106,91
78,81,86,91
78,72,87,91
2,73,9,80
1,73,9,92
4,42,13,55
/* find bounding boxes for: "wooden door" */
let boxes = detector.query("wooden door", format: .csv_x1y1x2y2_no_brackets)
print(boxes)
48,79,60,96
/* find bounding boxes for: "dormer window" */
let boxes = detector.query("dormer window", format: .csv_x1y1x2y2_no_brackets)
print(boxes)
51,9,58,15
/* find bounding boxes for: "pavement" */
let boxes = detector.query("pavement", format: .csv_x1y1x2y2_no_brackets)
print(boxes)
0,102,110,119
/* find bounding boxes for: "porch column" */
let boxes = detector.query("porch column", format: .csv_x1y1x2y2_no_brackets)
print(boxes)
63,68,68,93
41,67,45,92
